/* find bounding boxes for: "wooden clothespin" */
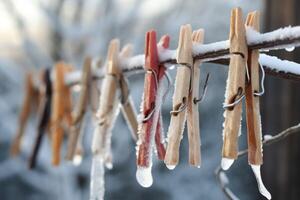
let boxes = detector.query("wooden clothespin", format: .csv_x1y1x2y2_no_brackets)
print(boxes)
136,30,170,187
89,58,102,117
221,7,248,170
164,24,193,169
66,57,92,162
91,39,120,168
186,29,205,168
51,62,73,166
28,68,52,169
245,11,263,166
119,44,139,141
245,11,271,200
10,72,38,156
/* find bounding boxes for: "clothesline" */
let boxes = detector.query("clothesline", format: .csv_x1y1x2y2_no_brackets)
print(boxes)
64,25,300,86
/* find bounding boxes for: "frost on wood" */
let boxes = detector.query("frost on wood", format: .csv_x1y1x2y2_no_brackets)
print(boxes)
90,155,105,200
136,165,153,188
221,158,234,171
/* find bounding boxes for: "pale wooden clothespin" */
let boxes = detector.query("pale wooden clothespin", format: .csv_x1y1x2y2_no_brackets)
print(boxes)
221,7,248,170
51,62,73,166
164,24,193,169
119,44,139,141
186,29,205,168
245,11,263,166
92,39,121,168
66,57,92,162
10,72,39,156
245,11,271,200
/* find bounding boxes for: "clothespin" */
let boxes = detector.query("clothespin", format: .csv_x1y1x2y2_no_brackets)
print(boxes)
245,11,263,167
221,7,248,170
119,44,139,141
91,39,121,168
89,58,102,117
245,11,271,200
136,30,170,187
66,57,92,162
186,29,205,168
28,68,52,169
51,62,73,166
164,24,193,169
10,72,38,156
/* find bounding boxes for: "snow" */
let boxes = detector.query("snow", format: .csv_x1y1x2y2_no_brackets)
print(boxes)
136,166,153,188
246,26,300,50
221,158,234,171
264,134,273,141
250,165,272,200
192,40,229,57
72,154,82,166
259,54,300,75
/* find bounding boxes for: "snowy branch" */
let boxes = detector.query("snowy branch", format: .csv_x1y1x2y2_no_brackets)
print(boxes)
215,123,300,200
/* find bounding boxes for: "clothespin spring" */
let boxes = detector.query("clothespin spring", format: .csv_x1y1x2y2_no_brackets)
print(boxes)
253,62,265,97
193,73,210,104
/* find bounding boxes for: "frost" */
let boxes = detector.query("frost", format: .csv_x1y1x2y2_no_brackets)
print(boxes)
136,166,153,188
221,158,234,170
285,46,295,52
90,156,105,200
251,165,272,200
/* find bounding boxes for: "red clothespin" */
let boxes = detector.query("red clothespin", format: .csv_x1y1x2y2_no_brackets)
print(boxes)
136,30,169,188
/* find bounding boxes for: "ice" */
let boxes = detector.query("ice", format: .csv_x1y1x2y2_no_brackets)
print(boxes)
251,165,272,200
221,158,234,170
166,165,176,170
90,156,105,200
72,154,82,166
136,166,153,188
285,46,295,52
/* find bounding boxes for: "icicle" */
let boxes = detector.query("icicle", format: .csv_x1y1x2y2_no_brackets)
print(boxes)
285,46,295,52
263,134,273,141
166,165,176,170
136,165,153,188
73,154,82,166
90,155,105,200
251,165,272,200
221,158,234,170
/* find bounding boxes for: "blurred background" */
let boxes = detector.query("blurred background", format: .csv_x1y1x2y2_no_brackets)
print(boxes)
0,0,299,199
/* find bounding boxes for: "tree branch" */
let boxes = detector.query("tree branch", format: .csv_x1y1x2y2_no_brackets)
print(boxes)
215,123,300,200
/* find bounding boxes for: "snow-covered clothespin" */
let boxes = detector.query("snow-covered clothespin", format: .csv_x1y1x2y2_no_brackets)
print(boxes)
221,8,248,170
186,29,205,168
66,57,92,164
28,68,52,169
164,24,193,170
10,72,39,156
245,11,271,200
136,30,170,187
119,44,139,141
51,62,73,166
92,39,121,169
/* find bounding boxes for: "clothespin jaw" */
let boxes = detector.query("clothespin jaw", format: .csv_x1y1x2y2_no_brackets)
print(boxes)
119,44,139,141
10,72,37,156
107,39,121,75
186,29,205,168
66,57,92,161
245,11,263,165
164,24,193,169
221,7,248,170
51,62,73,166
